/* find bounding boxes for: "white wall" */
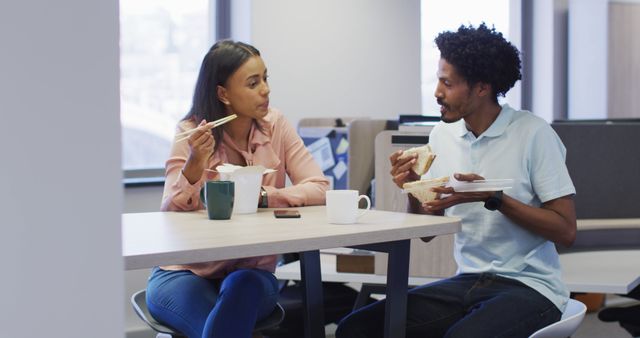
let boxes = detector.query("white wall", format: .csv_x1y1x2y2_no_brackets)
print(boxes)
250,0,422,127
0,1,123,337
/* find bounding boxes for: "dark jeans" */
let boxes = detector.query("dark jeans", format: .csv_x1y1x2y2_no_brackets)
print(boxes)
146,267,279,338
336,273,561,338
263,281,365,338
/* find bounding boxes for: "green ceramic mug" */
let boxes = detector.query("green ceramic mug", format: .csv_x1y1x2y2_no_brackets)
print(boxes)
202,180,234,220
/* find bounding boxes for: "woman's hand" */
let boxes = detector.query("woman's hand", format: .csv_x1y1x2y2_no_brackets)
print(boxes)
389,150,420,189
187,120,215,163
422,173,493,212
182,120,215,184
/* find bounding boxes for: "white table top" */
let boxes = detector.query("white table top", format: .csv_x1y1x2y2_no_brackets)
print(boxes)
276,249,640,295
122,206,461,270
559,249,640,294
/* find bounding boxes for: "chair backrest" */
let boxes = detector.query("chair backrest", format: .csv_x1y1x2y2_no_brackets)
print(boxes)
131,289,285,336
529,299,587,338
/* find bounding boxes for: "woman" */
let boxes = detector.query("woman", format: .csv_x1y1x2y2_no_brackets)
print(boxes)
147,40,329,338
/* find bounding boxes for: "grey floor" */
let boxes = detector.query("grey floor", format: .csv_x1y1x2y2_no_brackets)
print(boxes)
573,311,632,338
571,294,637,338
129,297,638,338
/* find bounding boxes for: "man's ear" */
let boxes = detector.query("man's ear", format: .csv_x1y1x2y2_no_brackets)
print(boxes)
217,85,230,105
475,82,492,98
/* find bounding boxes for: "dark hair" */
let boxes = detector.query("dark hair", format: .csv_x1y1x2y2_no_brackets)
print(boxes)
183,40,260,149
434,23,521,102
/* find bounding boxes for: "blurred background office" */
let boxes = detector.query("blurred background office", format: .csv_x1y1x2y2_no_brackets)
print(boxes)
2,0,639,337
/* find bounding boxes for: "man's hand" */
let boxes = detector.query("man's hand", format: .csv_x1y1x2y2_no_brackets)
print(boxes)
389,150,420,189
423,173,493,212
419,174,577,247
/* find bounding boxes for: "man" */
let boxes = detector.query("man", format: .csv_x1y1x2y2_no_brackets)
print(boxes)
336,23,577,338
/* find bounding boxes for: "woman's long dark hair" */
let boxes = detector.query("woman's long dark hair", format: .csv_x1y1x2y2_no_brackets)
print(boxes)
183,40,260,150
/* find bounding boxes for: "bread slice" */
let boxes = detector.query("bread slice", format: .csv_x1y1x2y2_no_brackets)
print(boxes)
402,176,450,203
399,144,436,176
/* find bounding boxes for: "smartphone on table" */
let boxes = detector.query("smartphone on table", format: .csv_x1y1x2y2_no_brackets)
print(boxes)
273,209,301,218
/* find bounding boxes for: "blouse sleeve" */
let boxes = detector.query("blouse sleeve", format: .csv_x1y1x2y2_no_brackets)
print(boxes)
160,122,222,211
263,117,329,207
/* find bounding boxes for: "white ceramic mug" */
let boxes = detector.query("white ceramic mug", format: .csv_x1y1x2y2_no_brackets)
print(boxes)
326,190,371,224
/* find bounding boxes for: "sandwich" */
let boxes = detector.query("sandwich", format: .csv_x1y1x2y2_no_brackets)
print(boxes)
399,144,436,176
402,176,450,203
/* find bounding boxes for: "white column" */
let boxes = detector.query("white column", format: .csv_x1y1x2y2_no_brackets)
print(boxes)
568,0,609,119
0,1,124,337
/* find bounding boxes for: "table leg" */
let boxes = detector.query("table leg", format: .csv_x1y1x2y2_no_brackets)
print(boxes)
384,239,410,338
300,250,326,338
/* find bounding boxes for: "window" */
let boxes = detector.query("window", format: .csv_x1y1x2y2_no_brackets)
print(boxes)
421,0,510,116
120,0,211,172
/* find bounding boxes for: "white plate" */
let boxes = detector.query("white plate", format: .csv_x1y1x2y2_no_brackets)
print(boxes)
448,178,513,192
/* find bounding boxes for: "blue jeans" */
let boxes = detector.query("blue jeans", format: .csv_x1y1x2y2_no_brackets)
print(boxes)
336,273,561,338
146,267,279,338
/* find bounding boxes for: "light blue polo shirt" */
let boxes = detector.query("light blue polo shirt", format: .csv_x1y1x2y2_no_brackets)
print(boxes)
425,104,576,311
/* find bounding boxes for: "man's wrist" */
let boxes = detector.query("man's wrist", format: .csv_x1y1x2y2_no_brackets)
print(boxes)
484,190,503,211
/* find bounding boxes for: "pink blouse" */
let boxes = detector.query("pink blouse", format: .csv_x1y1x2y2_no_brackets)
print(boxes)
160,108,329,279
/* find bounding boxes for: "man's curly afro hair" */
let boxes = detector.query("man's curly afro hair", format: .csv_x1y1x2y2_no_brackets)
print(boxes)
435,23,521,101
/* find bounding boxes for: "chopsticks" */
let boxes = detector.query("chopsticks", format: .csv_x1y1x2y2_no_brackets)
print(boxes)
175,114,238,142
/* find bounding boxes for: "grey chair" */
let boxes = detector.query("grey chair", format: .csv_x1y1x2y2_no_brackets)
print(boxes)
131,289,285,337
